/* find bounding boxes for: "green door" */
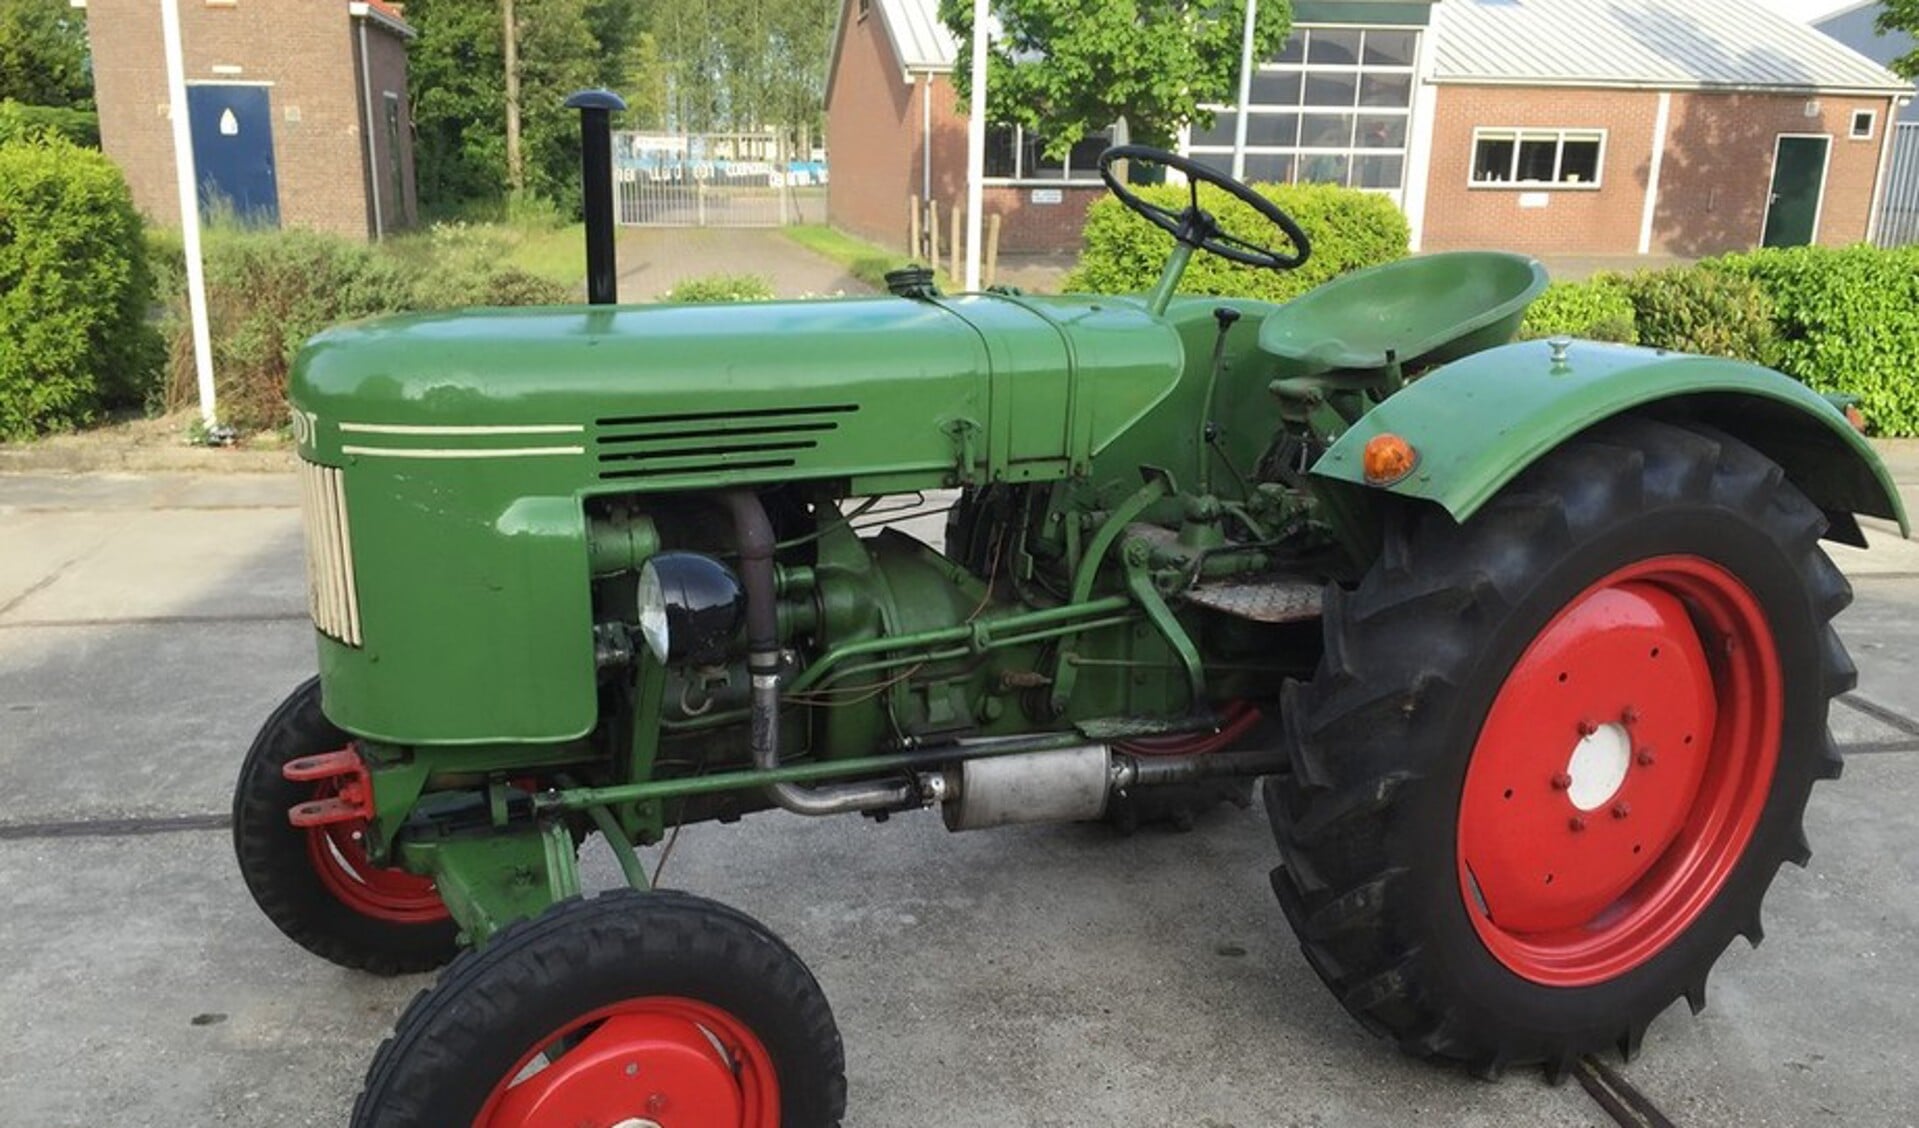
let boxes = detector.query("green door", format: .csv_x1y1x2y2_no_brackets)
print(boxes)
1762,135,1829,247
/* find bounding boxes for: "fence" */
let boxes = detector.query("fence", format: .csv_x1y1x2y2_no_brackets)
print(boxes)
1876,122,1918,248
612,131,826,228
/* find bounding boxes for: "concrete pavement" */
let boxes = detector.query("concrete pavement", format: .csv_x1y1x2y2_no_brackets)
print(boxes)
3,470,1918,1126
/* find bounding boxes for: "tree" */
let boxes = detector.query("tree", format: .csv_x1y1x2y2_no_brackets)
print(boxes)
1878,0,1919,79
938,0,1292,154
0,0,93,109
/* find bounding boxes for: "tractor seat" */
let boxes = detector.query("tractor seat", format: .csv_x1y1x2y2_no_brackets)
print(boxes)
1258,251,1549,380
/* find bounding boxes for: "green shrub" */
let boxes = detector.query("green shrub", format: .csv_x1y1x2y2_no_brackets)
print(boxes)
1063,181,1409,302
1520,275,1638,344
1718,244,1919,436
0,100,99,147
662,273,775,302
1622,264,1777,366
0,136,162,440
161,229,414,431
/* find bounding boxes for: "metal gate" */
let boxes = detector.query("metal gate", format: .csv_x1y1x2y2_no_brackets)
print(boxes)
612,131,827,227
1876,122,1919,248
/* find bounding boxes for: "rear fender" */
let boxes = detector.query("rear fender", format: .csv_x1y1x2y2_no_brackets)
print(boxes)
1313,340,1908,544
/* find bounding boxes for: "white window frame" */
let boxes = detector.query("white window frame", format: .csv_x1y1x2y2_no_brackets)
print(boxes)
1184,23,1421,195
1469,127,1608,190
1850,108,1877,141
981,123,1115,186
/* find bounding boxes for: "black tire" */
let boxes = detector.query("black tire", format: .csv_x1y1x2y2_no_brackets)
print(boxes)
232,677,459,975
353,889,847,1127
1265,416,1851,1077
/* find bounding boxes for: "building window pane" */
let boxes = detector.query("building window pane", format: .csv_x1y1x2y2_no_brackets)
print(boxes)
1356,114,1406,149
1515,136,1558,181
985,125,1018,178
1298,152,1351,185
1193,112,1238,147
1305,72,1358,108
1355,153,1404,189
1308,28,1361,66
1245,112,1300,147
1358,72,1412,108
1271,32,1306,65
1069,132,1112,176
1191,151,1236,178
1560,137,1600,183
1024,133,1066,179
1301,113,1355,149
1362,29,1417,67
1245,153,1295,183
1474,134,1516,182
1851,109,1876,139
1250,70,1303,106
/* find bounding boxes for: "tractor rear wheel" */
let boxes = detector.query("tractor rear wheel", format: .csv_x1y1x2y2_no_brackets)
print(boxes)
232,678,458,975
351,890,846,1127
1266,416,1852,1076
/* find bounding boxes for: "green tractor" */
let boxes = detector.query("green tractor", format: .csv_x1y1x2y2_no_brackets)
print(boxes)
232,94,1905,1126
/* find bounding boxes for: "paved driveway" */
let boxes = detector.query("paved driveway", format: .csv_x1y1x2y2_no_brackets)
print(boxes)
2,471,1918,1126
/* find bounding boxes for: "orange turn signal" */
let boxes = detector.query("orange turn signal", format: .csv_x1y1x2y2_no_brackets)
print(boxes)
1363,433,1418,485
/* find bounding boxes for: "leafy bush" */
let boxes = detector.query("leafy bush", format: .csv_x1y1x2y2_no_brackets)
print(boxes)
662,273,775,302
0,136,162,440
1717,244,1919,436
1064,181,1409,302
0,99,98,147
1622,264,1777,366
1521,275,1638,344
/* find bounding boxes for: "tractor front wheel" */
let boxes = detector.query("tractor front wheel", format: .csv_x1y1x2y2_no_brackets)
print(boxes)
232,678,457,975
1267,416,1852,1075
351,890,846,1127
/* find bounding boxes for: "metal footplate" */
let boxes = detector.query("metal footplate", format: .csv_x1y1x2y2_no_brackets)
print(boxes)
1183,577,1324,624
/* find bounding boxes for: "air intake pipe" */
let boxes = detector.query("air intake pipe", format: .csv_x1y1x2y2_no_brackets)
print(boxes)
565,88,626,305
720,490,917,816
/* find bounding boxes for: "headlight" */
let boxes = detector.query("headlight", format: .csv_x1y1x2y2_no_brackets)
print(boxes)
635,552,745,665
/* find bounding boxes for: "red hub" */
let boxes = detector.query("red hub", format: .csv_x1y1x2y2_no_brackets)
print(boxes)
1457,556,1781,986
478,997,780,1128
289,747,447,925
1118,700,1262,757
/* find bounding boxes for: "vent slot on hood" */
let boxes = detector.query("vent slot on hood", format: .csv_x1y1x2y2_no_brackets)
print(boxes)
594,403,857,481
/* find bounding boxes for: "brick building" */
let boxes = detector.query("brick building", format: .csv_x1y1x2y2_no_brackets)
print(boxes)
79,0,418,240
825,0,1911,259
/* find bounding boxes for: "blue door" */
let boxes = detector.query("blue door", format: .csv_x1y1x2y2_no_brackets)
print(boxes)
187,85,279,227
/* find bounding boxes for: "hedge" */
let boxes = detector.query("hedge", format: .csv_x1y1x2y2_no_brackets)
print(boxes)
662,273,775,302
0,136,162,440
1064,181,1410,303
158,227,572,433
0,100,99,148
1520,275,1638,344
1621,264,1777,366
1717,245,1919,436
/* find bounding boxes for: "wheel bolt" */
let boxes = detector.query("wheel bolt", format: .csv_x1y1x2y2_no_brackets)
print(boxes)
1612,801,1631,820
1550,772,1573,791
1621,706,1640,725
1577,719,1598,737
1637,747,1657,767
1569,815,1587,832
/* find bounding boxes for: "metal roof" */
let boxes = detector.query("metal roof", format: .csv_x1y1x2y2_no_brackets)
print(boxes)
874,0,959,71
1432,0,1910,94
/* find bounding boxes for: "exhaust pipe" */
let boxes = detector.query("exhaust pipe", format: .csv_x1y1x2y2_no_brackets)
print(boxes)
565,88,626,305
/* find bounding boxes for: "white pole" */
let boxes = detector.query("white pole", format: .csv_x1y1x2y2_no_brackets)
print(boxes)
1231,0,1257,179
963,0,988,291
160,0,218,427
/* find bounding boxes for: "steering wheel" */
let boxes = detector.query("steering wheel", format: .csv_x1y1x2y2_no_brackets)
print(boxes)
1097,145,1311,271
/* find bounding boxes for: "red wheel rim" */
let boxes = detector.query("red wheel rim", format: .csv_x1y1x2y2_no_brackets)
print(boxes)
1456,556,1781,987
477,996,780,1128
303,781,447,925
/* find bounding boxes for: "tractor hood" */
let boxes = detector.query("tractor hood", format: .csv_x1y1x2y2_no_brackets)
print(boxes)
291,293,1185,493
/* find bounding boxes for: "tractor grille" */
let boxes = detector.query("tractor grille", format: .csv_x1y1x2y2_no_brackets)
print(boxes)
593,404,857,481
297,459,363,647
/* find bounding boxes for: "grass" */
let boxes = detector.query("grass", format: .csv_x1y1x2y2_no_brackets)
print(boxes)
782,224,955,293
384,219,586,289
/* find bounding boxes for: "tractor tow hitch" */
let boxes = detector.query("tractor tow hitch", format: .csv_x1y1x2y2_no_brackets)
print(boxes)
282,749,374,829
